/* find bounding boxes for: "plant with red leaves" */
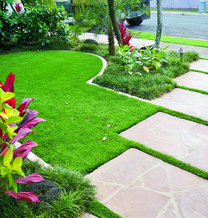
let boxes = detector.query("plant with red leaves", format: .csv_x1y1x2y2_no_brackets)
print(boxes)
0,72,46,202
118,19,134,51
15,3,22,14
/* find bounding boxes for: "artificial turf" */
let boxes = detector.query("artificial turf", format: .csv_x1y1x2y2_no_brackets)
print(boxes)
0,50,160,174
1,50,208,218
130,30,208,48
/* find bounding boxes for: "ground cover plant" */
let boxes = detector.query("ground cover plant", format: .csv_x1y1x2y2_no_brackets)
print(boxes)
1,49,208,218
0,159,96,218
94,49,199,100
129,30,208,48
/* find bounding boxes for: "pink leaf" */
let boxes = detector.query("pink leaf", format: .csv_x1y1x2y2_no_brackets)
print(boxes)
21,118,46,129
13,140,38,159
11,128,33,144
2,72,15,92
17,98,33,117
16,109,38,131
0,143,8,153
5,190,39,202
15,173,43,184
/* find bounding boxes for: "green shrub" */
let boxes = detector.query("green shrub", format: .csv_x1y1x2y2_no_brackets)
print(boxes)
1,160,96,218
93,50,199,100
0,3,71,46
77,43,98,52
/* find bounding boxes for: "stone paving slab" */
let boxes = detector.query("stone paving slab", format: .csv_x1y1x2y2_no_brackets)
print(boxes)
87,148,208,218
80,213,97,218
189,59,208,72
151,88,208,121
120,112,208,172
173,71,208,92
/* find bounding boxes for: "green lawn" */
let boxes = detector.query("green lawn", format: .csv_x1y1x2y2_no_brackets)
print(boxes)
0,51,160,174
1,50,208,217
130,30,208,48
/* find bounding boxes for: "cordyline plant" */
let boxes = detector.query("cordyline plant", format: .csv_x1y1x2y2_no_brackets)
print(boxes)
0,72,46,202
118,19,134,51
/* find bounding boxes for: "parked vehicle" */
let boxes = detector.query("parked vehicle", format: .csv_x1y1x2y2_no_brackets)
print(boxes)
55,0,151,26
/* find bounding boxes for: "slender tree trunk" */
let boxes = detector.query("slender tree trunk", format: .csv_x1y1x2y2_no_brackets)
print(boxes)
107,0,123,48
108,23,115,56
155,0,162,49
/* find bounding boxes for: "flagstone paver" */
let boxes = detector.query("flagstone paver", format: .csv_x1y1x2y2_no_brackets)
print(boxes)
87,148,208,218
151,88,208,121
120,112,208,172
80,213,97,218
189,59,208,72
173,71,208,92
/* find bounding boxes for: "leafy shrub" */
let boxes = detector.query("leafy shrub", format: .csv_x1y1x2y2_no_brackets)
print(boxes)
0,3,71,46
134,45,169,71
94,50,199,100
77,43,98,52
0,72,46,202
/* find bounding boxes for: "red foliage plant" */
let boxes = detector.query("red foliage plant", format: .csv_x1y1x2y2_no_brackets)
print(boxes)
0,72,46,202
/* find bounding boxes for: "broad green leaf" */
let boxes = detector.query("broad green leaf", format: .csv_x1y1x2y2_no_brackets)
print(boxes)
0,88,4,97
12,177,18,193
12,157,22,171
1,103,13,110
0,92,15,104
7,173,13,187
0,122,7,135
0,112,8,120
1,166,10,176
7,116,23,125
12,170,25,178
5,108,19,117
7,126,17,139
3,149,13,169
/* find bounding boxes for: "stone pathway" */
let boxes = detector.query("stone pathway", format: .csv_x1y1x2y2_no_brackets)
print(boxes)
87,148,208,218
151,60,208,121
85,59,208,218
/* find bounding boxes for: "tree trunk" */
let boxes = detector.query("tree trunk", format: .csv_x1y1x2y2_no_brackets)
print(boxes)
108,25,115,56
155,0,162,49
107,0,123,48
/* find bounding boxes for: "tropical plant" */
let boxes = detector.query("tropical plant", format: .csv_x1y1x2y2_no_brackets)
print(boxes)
117,45,138,75
0,72,46,202
118,19,133,48
134,45,169,71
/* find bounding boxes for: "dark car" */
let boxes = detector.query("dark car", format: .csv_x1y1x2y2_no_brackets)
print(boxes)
56,0,151,26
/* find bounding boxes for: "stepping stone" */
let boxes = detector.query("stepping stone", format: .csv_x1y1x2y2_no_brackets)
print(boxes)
174,71,208,92
189,59,208,72
80,213,97,218
120,112,208,172
151,88,208,121
87,148,208,218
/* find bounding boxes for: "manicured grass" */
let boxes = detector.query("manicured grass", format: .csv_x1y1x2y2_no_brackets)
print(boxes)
93,51,198,100
130,30,208,48
151,9,198,13
1,49,208,218
191,69,208,75
0,51,160,173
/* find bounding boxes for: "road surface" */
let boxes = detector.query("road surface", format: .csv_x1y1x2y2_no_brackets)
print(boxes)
127,12,208,40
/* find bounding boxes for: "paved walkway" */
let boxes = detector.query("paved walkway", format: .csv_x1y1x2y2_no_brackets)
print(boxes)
79,33,208,59
79,34,208,217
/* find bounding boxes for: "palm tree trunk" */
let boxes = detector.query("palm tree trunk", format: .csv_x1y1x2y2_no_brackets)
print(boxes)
107,0,123,48
155,0,162,49
108,25,115,56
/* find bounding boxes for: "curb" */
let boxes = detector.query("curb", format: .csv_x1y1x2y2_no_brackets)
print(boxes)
151,11,208,16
